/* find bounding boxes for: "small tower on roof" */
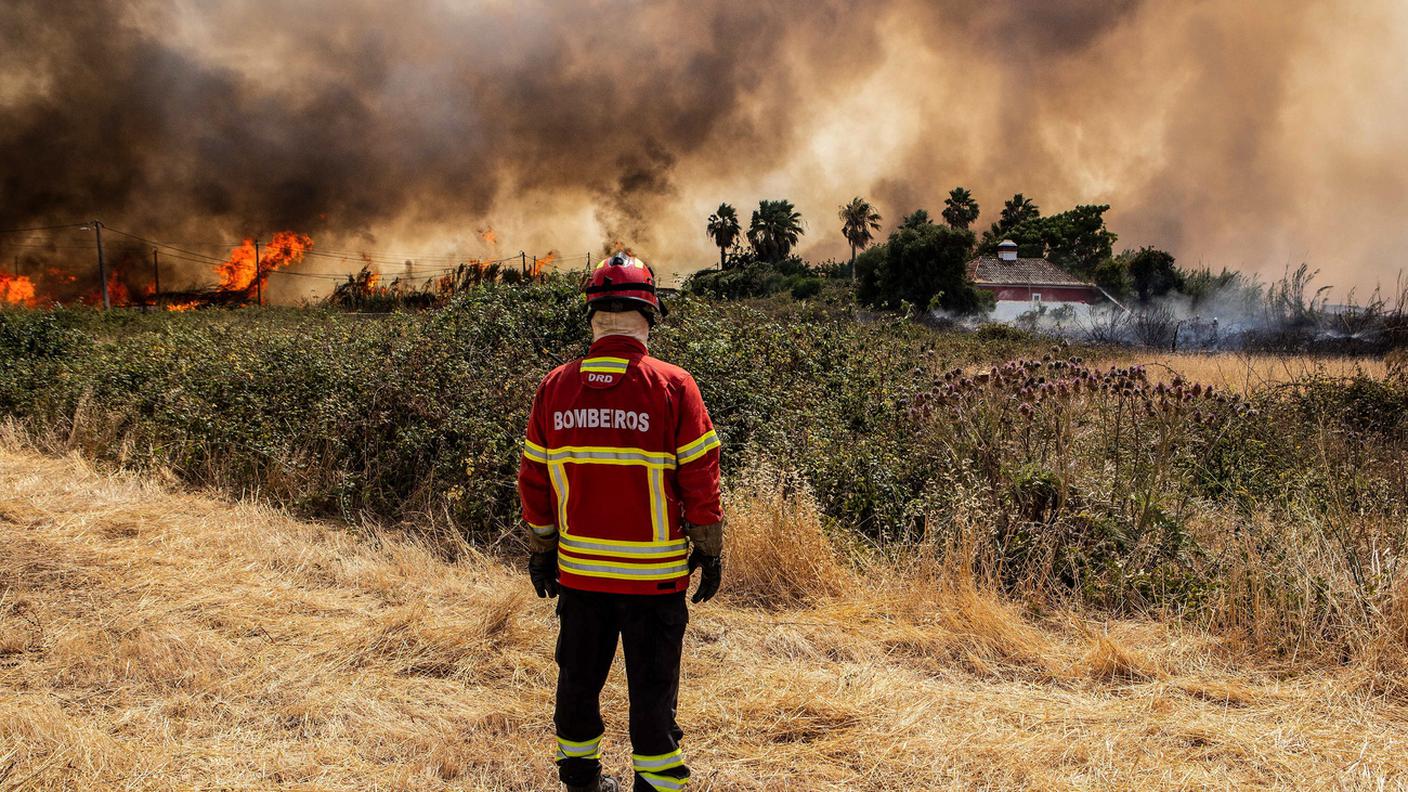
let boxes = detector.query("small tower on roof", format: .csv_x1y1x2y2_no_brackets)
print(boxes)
997,239,1019,262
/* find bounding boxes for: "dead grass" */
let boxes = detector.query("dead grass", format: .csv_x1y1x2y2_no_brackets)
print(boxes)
2,446,1407,790
1119,351,1388,393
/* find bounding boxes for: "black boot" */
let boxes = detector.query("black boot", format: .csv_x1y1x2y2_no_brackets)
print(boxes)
566,776,619,792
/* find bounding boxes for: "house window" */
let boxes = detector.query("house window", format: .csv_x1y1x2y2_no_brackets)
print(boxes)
1032,293,1042,303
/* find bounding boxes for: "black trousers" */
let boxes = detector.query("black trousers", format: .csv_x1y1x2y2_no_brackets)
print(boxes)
554,586,690,790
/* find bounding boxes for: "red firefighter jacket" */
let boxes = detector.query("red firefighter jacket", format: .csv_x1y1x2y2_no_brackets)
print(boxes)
518,335,722,595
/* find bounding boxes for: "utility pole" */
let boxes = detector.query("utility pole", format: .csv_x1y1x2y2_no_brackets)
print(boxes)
586,251,592,271
532,254,538,278
254,239,262,307
520,250,527,275
93,220,110,310
152,249,161,305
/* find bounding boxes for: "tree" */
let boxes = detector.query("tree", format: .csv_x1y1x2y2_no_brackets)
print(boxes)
705,203,741,270
979,202,1117,278
747,199,805,262
856,222,983,314
941,187,980,230
1127,246,1183,303
900,209,934,230
1000,194,1040,228
979,193,1041,250
1092,255,1132,297
1037,204,1117,278
837,196,882,268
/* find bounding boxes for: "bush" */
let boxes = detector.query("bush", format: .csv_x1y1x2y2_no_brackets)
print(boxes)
856,222,985,314
789,277,823,300
683,256,827,301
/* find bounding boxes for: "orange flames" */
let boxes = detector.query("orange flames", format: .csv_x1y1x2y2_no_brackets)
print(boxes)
104,272,131,307
1,274,38,306
531,251,557,278
216,231,313,295
478,226,498,246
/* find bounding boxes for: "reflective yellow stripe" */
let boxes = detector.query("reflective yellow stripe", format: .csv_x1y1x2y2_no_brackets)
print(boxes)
632,748,685,772
676,430,720,465
648,467,668,542
542,445,677,469
560,533,687,559
548,462,570,536
580,356,630,374
639,771,689,790
559,553,689,581
523,439,549,463
580,357,630,374
559,548,689,569
557,531,680,548
556,734,603,761
528,521,557,538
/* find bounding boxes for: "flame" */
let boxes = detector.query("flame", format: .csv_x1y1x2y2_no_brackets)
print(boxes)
1,274,38,306
216,231,313,295
478,226,498,245
106,274,130,306
531,250,557,278
166,301,200,312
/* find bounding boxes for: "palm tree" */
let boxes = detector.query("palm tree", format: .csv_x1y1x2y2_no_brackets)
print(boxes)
837,196,882,268
999,193,1039,229
747,199,805,262
900,209,934,230
941,187,980,230
705,203,741,270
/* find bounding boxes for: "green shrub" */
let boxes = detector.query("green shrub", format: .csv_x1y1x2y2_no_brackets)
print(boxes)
855,222,985,314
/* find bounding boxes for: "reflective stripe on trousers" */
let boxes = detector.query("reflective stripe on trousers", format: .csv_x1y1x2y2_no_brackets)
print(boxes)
555,733,603,762
637,770,690,790
633,748,686,772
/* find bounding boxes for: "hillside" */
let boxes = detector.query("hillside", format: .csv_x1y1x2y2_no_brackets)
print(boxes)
3,443,1405,790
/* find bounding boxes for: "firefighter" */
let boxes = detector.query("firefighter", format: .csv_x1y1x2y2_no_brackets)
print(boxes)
518,252,724,792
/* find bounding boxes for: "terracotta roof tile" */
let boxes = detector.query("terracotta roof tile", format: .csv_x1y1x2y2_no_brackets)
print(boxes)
966,255,1090,287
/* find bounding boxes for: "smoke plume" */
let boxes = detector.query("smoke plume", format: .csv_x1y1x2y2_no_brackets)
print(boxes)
2,0,1405,299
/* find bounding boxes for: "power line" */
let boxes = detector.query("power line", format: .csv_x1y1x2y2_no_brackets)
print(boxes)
0,222,88,235
266,269,379,280
0,243,98,251
100,226,233,264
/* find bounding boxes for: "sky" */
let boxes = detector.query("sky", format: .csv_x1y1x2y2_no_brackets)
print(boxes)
3,0,1406,298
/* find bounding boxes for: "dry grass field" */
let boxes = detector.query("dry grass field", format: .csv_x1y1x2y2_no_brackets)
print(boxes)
3,442,1406,790
1117,352,1389,393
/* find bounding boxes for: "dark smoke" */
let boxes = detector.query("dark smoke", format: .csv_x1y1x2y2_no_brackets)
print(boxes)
1,0,1403,296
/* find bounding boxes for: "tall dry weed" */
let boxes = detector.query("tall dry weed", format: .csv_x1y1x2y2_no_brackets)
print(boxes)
721,462,852,608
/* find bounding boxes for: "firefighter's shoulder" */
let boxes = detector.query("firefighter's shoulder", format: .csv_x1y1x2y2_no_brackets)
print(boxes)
637,354,698,387
539,358,584,389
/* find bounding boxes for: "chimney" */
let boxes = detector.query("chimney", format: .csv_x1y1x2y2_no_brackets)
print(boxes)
997,239,1019,262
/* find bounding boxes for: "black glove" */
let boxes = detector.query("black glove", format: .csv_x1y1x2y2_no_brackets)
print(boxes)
529,550,560,598
688,548,722,604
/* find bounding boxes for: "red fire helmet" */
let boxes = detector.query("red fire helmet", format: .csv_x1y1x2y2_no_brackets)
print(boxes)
583,251,661,316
